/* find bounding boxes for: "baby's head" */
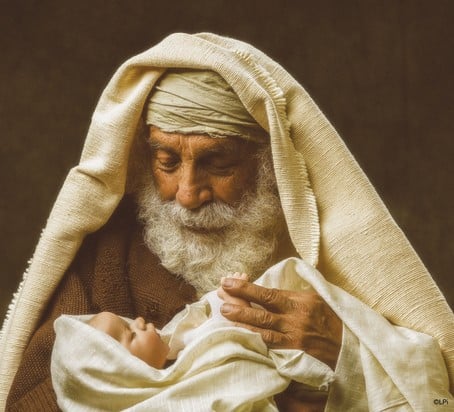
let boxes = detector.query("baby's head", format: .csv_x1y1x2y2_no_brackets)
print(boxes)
88,312,169,369
52,314,171,410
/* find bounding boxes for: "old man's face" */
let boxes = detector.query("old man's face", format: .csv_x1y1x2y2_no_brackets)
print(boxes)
136,126,284,294
148,126,260,210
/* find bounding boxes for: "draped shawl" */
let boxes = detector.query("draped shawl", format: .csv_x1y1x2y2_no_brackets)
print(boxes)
1,33,453,407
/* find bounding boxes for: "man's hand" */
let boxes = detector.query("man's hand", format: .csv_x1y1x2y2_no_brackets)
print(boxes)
219,277,342,370
217,272,252,308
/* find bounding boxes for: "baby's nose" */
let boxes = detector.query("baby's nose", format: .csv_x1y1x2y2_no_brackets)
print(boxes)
133,316,146,330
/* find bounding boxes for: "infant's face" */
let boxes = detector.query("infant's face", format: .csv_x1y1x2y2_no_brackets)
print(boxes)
89,312,169,368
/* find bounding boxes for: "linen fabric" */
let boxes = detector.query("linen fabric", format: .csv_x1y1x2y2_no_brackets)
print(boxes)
52,306,331,411
50,258,451,411
1,32,453,408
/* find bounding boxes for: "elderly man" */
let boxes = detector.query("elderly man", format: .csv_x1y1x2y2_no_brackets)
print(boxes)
1,33,453,411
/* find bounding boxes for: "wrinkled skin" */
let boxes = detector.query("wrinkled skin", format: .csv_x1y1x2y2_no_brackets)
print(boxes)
219,277,342,370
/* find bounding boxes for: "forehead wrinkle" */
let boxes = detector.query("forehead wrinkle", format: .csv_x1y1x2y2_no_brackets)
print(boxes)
149,132,243,160
200,142,240,157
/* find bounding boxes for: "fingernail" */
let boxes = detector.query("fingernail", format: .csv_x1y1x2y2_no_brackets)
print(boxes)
221,303,233,314
221,278,233,288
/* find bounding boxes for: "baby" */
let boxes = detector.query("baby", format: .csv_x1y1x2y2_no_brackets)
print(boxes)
85,272,250,369
51,264,334,411
87,312,169,369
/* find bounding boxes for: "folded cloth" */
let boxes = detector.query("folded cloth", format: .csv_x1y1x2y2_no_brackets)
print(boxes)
51,258,452,411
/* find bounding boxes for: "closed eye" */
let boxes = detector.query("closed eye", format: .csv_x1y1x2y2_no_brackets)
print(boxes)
200,155,237,175
206,162,236,175
158,159,179,170
155,152,180,172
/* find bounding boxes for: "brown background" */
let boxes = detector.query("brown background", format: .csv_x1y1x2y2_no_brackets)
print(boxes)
1,0,453,321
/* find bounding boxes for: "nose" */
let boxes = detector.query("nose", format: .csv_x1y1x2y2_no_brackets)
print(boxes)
175,166,212,210
132,317,146,330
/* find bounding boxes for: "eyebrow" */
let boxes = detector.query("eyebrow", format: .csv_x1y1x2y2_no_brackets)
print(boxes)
147,139,240,158
118,318,132,337
147,141,182,158
201,145,238,157
120,318,130,328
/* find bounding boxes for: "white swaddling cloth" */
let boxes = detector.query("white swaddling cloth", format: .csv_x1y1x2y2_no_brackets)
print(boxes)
51,258,452,411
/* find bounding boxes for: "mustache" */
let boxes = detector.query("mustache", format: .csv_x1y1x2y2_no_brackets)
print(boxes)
160,200,237,231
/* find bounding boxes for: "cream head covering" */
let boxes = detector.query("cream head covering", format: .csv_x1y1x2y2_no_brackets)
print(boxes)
1,33,453,406
146,69,267,143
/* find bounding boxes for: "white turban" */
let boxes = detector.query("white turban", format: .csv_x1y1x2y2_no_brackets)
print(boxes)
146,69,267,143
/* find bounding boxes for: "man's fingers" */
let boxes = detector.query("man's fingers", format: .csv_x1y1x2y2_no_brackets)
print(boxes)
217,287,251,307
221,277,288,312
223,318,287,347
221,303,280,330
220,277,343,369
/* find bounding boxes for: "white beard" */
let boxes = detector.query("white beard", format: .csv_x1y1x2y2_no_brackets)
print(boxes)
135,149,285,295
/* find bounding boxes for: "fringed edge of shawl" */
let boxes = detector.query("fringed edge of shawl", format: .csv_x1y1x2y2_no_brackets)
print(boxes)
233,49,320,267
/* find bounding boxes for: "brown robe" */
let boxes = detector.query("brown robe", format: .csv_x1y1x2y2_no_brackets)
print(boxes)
5,196,197,410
